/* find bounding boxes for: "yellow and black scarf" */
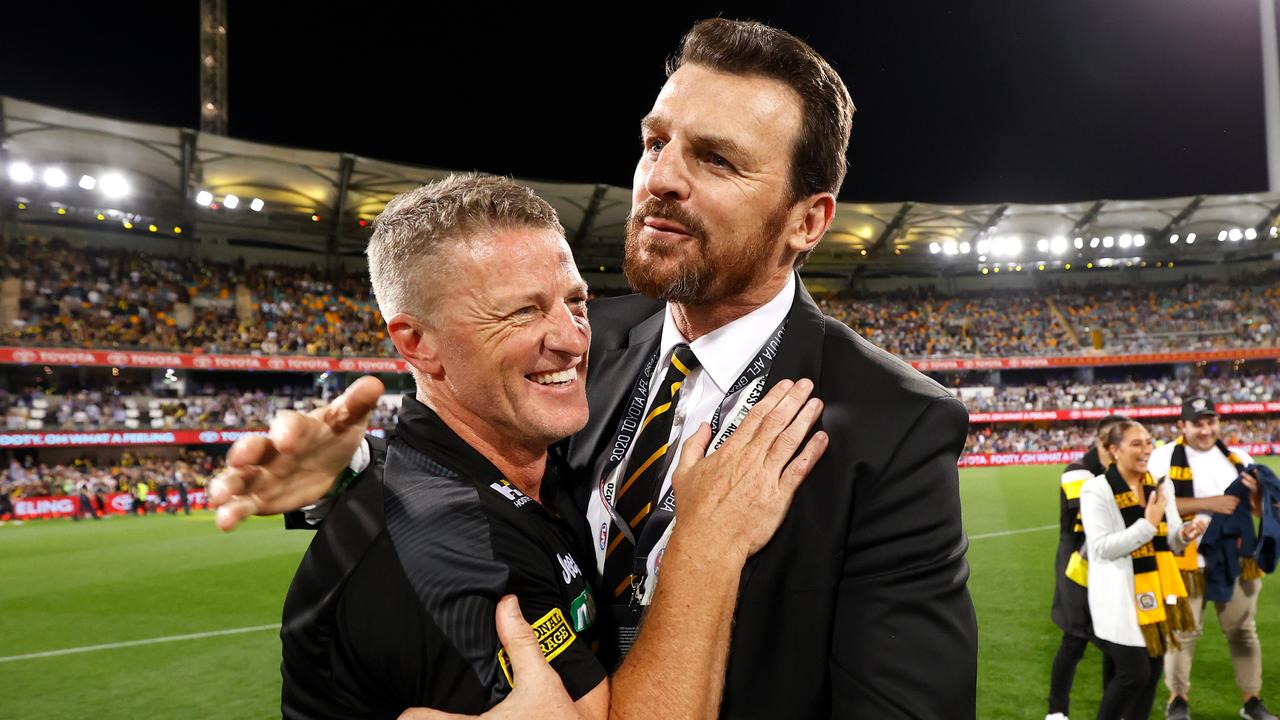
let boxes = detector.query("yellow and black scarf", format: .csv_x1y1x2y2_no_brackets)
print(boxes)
1169,437,1259,590
1105,465,1193,657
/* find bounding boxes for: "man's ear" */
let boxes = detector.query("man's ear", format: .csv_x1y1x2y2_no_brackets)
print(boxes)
786,192,836,257
387,312,443,379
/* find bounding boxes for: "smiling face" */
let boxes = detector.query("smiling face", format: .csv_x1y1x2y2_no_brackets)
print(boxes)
422,227,590,452
1179,415,1221,452
624,63,802,305
1109,425,1154,479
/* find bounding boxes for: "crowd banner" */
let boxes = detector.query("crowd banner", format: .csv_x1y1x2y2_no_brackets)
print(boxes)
4,345,1280,374
0,347,407,374
8,489,210,520
958,443,1280,467
0,428,385,448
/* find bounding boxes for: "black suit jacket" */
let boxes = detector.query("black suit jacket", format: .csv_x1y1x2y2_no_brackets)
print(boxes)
560,279,978,719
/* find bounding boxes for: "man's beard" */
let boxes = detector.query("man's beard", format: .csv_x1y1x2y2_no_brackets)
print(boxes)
622,197,790,305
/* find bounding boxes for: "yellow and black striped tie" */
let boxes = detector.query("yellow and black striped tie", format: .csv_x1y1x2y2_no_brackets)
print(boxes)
602,343,700,600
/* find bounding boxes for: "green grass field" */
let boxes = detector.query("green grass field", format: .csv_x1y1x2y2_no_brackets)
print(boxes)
1,464,1276,719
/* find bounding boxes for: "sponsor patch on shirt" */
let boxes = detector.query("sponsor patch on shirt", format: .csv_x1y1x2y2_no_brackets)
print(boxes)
497,607,577,686
488,478,531,508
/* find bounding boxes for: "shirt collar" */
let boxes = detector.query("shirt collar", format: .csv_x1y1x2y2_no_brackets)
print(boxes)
393,394,564,509
658,272,796,394
394,394,504,481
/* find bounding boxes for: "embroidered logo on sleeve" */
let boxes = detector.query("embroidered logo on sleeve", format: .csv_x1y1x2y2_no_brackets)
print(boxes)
497,607,577,686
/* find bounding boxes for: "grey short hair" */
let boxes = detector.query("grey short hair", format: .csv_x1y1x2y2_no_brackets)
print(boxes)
366,174,564,322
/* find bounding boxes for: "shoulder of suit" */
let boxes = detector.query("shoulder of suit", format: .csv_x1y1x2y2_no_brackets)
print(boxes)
814,310,959,408
587,294,663,328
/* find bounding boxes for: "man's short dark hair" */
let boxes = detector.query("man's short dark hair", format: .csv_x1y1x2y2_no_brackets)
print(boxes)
668,18,855,268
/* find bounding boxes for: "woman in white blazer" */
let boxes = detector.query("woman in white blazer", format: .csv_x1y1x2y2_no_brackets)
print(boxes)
1080,420,1206,720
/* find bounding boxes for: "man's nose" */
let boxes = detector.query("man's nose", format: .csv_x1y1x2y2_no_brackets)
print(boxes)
546,304,589,357
644,142,692,202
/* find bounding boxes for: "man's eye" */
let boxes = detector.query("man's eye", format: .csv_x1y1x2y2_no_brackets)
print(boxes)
646,139,665,155
708,154,730,168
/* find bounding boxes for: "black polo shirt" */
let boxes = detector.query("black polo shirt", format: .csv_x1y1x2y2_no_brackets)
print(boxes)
281,396,606,719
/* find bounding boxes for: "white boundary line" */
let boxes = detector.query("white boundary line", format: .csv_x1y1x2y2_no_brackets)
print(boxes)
969,524,1056,540
0,623,280,664
0,524,1059,663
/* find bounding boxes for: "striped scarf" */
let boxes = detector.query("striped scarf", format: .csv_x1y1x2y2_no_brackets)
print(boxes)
1105,465,1194,657
1169,437,1259,591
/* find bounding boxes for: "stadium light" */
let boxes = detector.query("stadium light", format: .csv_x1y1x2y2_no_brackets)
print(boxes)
959,241,971,254
943,239,958,255
1245,228,1258,240
174,226,182,234
223,193,240,209
1090,237,1100,248
196,190,214,206
1218,230,1228,241
8,162,34,183
1050,236,1068,255
42,167,67,188
1229,228,1243,242
78,174,97,190
1118,234,1132,249
1134,234,1145,246
1186,232,1196,243
250,197,265,212
1103,236,1114,248
929,241,941,254
1272,227,1279,238
976,239,990,255
99,173,129,199
122,220,134,229
1170,234,1179,244
1036,238,1049,253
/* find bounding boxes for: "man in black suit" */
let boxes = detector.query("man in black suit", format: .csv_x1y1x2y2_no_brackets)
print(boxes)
212,18,977,719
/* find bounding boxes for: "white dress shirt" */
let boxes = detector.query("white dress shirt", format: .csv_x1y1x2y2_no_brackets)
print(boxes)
1080,474,1188,647
586,273,796,603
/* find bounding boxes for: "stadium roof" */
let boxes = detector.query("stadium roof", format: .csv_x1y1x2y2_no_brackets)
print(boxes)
3,95,1279,278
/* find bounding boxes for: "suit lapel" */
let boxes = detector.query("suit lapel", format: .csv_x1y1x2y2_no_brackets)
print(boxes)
568,307,665,498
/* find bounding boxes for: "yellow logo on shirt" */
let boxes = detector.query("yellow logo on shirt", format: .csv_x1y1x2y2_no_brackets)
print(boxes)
497,607,577,686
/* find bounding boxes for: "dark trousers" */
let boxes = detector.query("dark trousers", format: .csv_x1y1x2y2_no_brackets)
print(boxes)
1094,638,1162,720
1048,633,1117,714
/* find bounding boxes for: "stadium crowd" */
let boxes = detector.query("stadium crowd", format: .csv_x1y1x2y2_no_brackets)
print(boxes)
960,373,1280,412
965,417,1280,454
818,277,1280,358
0,451,214,501
2,236,1279,361
0,236,390,356
0,388,401,431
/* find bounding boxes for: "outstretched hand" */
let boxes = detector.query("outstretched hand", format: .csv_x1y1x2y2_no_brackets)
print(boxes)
207,376,384,531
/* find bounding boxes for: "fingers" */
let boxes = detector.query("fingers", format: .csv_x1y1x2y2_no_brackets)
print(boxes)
762,397,824,471
207,464,259,506
225,433,276,469
778,431,829,494
672,423,713,486
324,376,384,434
494,596,552,684
730,380,795,440
214,495,260,533
269,410,317,456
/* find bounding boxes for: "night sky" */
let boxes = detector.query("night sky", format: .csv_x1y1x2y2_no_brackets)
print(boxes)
0,1,1272,204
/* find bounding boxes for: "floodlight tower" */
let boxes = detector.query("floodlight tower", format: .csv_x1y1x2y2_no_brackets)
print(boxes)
199,0,229,135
